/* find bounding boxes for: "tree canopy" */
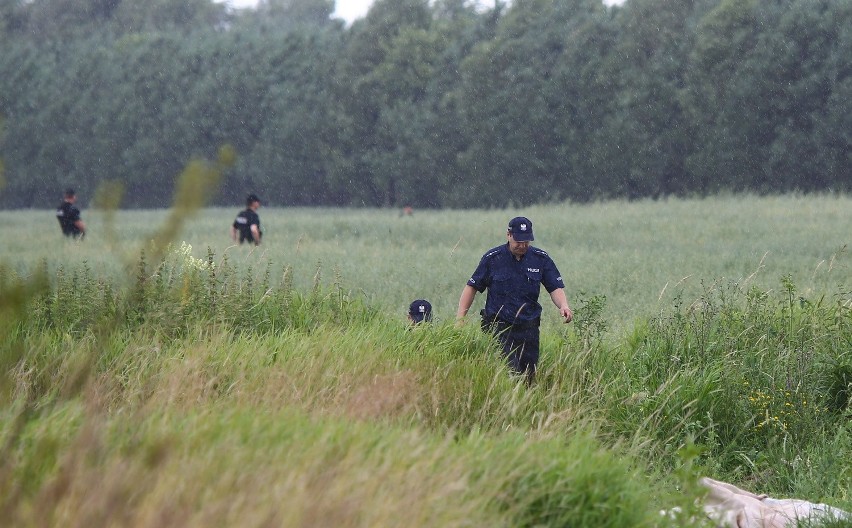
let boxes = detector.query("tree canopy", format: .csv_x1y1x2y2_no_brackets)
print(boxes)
0,0,849,208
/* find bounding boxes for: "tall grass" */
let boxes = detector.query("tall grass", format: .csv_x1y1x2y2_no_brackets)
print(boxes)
1,194,851,526
1,252,671,526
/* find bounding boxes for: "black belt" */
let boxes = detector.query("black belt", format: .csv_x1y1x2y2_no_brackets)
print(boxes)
481,310,540,330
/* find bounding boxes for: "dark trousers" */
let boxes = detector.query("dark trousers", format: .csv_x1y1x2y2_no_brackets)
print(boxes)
62,229,83,239
481,316,540,383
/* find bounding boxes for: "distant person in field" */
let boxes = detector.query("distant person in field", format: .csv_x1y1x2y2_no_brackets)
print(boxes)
408,299,433,325
56,188,86,239
456,216,572,384
231,194,262,246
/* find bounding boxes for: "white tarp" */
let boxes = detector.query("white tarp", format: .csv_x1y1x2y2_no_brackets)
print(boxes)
698,477,850,528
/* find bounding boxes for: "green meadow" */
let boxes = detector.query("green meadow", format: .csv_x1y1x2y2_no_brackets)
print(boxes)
2,194,851,526
3,194,851,328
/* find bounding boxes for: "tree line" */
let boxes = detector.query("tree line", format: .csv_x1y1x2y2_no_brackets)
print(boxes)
0,0,849,209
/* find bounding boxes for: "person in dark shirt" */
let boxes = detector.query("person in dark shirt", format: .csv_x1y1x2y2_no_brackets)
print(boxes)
456,216,572,383
231,194,262,245
56,188,86,239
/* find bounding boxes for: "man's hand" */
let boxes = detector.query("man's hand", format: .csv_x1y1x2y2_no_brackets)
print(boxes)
549,288,573,323
457,285,477,326
559,305,573,323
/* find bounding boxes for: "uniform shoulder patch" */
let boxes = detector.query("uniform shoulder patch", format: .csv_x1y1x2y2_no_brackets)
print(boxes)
530,247,549,257
483,246,503,260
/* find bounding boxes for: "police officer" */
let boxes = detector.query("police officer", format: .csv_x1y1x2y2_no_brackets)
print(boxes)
56,188,86,239
231,194,262,245
456,216,572,383
408,299,433,325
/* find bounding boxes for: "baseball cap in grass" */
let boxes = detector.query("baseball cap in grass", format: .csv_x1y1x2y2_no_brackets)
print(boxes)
508,216,534,242
409,299,433,323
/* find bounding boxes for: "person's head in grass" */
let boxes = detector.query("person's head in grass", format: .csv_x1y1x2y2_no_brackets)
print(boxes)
408,299,433,325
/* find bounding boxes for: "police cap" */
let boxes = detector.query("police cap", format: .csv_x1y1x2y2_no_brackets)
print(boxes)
409,299,433,323
508,216,534,242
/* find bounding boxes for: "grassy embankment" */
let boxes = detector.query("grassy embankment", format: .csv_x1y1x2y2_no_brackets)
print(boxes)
1,194,851,526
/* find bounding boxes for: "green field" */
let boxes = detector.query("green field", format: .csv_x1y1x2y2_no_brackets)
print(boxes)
3,194,851,330
2,194,851,526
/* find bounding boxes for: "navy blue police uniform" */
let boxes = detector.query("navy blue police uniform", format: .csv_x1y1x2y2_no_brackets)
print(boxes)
467,243,565,377
56,201,84,238
233,208,261,245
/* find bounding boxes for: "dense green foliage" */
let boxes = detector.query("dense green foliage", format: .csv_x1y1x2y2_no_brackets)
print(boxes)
1,196,851,525
2,243,851,525
1,0,850,208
